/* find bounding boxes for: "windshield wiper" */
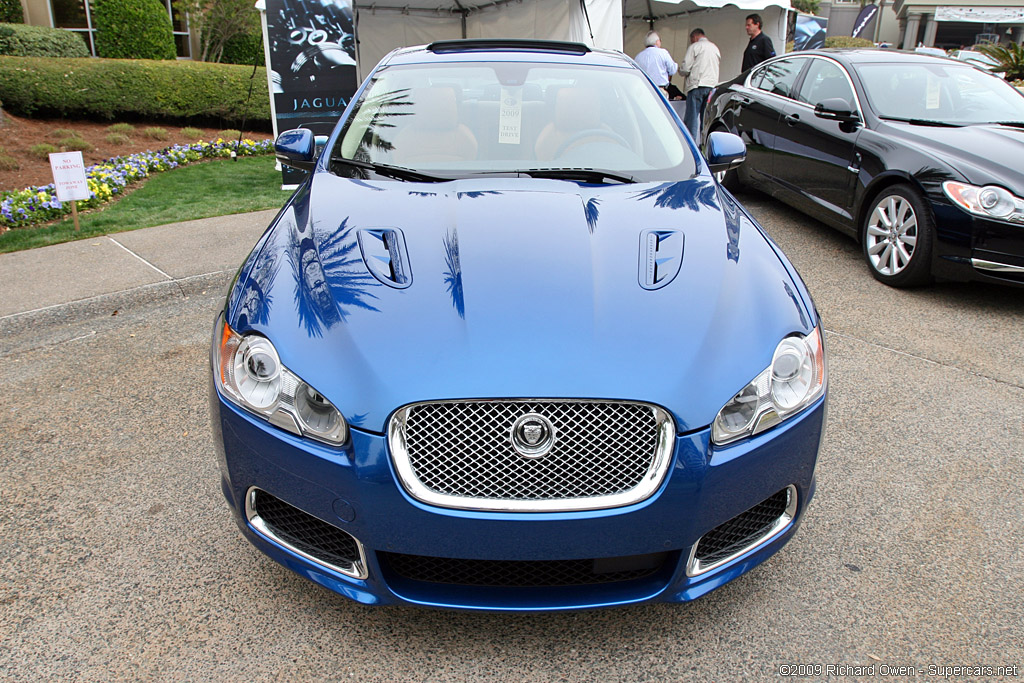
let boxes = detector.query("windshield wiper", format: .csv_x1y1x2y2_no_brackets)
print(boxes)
990,121,1024,129
330,156,449,183
513,168,638,184
879,116,963,127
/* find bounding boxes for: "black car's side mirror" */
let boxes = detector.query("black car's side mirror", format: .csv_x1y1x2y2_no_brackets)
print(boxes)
705,131,746,173
814,98,860,123
275,128,317,171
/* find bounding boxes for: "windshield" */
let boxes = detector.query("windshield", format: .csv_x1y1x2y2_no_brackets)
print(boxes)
332,60,694,180
857,62,1024,125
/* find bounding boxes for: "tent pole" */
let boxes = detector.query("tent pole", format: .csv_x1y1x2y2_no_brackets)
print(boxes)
646,0,655,30
453,0,468,38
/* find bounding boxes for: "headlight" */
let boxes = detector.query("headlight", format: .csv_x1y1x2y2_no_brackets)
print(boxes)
712,327,826,446
943,181,1024,223
215,320,348,445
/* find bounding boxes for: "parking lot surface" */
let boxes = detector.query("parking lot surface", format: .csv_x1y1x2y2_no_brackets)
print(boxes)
1,195,1022,680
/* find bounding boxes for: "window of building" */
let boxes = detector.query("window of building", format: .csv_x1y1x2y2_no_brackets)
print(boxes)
50,0,191,58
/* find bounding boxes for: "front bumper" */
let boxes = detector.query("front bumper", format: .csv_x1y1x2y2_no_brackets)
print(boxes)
210,374,826,612
932,202,1024,287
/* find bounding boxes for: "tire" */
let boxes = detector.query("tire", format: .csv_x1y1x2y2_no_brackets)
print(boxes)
861,184,934,287
709,126,742,193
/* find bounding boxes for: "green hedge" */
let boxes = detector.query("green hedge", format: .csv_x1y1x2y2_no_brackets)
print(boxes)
221,32,264,66
823,36,875,49
0,56,270,125
0,0,22,24
0,24,90,58
93,0,176,60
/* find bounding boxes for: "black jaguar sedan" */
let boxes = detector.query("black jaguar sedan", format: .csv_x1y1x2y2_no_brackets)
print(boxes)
703,49,1024,288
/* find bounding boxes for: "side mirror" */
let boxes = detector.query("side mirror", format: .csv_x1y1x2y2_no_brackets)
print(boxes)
814,98,860,123
275,129,316,171
705,131,746,174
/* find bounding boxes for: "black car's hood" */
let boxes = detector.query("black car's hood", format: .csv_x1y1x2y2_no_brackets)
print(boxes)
229,175,816,433
877,121,1024,190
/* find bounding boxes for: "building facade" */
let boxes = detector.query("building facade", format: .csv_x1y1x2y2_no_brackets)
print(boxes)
893,0,1024,49
18,0,197,58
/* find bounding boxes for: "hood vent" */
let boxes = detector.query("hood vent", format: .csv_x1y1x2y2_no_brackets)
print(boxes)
358,228,412,289
639,230,684,290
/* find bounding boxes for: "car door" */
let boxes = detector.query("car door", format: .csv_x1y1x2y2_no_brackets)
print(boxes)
772,57,862,224
730,57,808,190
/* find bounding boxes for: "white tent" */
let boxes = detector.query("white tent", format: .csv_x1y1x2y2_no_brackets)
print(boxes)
353,0,790,82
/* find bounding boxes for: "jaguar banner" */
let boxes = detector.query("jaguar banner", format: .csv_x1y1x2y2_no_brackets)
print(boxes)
261,0,359,186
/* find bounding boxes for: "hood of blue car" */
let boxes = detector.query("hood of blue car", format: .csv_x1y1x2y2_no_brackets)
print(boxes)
879,121,1024,191
229,174,815,433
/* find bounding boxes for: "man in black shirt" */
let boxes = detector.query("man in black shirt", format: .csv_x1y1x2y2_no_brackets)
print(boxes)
742,13,776,71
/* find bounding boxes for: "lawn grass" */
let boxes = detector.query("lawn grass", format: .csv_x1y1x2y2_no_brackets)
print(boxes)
0,156,291,254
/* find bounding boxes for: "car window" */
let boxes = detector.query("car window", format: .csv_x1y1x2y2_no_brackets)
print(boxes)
333,61,694,179
796,59,856,108
858,62,1024,124
753,58,805,99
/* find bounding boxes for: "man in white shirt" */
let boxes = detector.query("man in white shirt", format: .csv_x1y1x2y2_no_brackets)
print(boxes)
679,28,721,142
634,31,678,93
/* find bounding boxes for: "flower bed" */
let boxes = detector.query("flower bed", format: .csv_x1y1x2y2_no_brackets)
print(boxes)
0,137,274,229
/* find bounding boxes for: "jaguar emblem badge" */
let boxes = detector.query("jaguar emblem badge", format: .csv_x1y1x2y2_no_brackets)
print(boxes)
511,413,556,458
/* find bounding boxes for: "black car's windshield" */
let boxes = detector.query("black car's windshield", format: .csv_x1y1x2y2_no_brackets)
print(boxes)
858,62,1024,126
331,60,694,181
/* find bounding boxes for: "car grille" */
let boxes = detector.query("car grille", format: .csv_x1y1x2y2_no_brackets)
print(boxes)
688,486,797,576
245,488,365,579
380,551,669,587
388,399,675,512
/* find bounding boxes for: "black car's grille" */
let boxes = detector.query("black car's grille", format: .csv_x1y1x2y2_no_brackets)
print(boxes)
692,488,793,568
380,551,669,587
249,489,361,572
389,399,673,511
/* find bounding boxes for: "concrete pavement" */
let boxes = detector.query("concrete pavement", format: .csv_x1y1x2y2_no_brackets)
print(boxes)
0,210,277,335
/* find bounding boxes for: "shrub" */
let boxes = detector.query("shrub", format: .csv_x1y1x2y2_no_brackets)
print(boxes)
823,36,875,49
92,0,176,60
59,136,93,152
182,126,204,139
50,128,76,139
0,24,89,57
218,129,241,140
0,56,271,125
29,143,58,159
0,1,23,24
220,31,263,66
978,42,1024,81
106,132,132,145
0,146,17,170
143,126,169,140
107,122,135,134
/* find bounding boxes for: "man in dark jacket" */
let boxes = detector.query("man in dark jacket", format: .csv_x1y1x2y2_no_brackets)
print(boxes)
742,13,776,71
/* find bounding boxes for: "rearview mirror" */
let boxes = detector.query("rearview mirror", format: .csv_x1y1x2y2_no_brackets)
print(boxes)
274,129,317,171
705,131,746,174
814,98,860,123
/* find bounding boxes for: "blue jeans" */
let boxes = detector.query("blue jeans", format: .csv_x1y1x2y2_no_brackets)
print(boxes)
684,87,711,143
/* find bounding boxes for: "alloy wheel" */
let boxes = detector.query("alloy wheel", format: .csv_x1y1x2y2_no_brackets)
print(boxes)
865,194,918,276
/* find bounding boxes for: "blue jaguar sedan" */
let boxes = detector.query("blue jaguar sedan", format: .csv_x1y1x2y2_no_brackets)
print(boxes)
209,39,827,612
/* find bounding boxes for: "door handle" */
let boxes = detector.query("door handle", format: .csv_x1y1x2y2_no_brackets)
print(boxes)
784,113,800,126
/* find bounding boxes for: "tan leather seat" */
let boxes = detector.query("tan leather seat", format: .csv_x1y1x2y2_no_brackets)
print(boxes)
390,87,478,164
534,87,606,161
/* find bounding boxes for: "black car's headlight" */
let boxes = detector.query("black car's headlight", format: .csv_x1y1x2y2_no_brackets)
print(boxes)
215,320,348,445
712,328,826,446
943,181,1024,223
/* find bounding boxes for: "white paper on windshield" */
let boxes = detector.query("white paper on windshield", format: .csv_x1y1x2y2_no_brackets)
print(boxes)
498,87,522,145
49,151,90,201
926,74,941,110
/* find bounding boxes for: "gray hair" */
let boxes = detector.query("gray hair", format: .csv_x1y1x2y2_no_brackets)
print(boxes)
645,31,660,47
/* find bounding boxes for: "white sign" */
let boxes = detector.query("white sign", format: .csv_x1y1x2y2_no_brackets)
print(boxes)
498,87,523,145
935,6,1024,23
49,151,91,202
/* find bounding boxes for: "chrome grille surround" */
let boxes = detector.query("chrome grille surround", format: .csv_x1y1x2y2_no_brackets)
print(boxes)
388,399,676,512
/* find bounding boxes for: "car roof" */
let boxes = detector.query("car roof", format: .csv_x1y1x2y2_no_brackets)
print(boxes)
382,39,634,69
780,48,960,66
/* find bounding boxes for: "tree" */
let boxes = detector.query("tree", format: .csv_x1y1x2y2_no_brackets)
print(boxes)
792,0,820,15
174,0,260,63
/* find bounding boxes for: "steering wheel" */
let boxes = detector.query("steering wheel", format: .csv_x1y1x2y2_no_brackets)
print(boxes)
554,129,631,158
